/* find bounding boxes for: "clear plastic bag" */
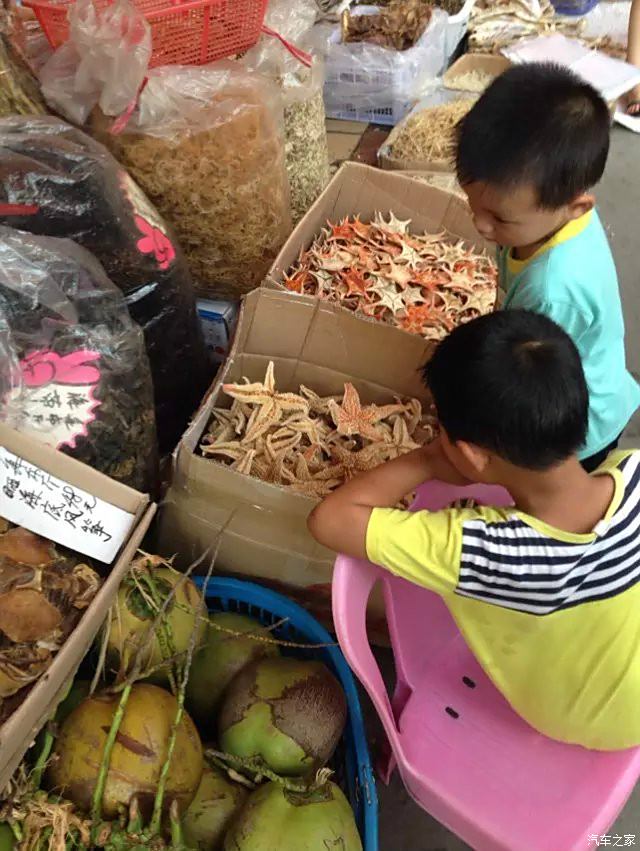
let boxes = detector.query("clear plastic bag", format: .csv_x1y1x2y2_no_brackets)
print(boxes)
0,116,211,453
92,62,292,300
321,5,448,125
243,0,330,223
39,0,151,126
0,226,159,494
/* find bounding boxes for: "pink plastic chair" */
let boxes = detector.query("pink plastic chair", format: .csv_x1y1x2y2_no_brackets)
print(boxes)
332,481,640,851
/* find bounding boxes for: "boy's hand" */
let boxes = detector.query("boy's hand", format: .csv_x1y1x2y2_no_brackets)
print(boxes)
307,437,472,559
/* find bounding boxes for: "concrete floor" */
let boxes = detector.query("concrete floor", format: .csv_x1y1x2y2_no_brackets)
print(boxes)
367,126,640,850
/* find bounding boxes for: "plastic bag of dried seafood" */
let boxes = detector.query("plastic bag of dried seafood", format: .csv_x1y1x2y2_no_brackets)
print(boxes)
92,62,292,300
242,0,331,223
0,116,210,453
0,227,159,494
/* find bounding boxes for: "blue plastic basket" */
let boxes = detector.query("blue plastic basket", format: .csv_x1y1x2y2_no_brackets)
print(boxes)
193,576,379,851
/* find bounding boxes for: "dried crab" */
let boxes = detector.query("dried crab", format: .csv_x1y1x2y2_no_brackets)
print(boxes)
200,362,438,504
282,212,497,342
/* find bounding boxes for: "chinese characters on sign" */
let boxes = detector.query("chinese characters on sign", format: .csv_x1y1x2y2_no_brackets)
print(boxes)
5,349,101,451
0,447,135,563
589,836,636,847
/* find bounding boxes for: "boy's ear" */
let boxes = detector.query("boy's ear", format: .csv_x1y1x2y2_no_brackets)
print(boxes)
567,192,595,220
456,440,491,476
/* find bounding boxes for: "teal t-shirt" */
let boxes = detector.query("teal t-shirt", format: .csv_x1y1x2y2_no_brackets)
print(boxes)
500,209,640,459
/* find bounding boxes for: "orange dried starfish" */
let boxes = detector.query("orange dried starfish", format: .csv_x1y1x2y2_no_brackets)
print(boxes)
329,383,405,441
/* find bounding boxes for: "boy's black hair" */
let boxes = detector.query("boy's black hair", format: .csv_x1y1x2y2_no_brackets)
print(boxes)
423,311,588,470
456,63,610,208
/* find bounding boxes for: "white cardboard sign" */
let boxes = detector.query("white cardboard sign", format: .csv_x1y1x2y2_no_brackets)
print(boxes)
0,447,136,563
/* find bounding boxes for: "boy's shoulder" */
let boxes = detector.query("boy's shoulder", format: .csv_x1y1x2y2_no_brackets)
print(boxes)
505,210,618,311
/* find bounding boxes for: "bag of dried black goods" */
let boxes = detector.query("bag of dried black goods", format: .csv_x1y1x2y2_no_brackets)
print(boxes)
0,116,210,451
0,226,158,493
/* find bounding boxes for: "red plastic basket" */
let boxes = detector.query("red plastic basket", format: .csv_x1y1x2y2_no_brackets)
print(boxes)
22,0,269,67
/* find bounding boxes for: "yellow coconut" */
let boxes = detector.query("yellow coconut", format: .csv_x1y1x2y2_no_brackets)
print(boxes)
47,683,203,819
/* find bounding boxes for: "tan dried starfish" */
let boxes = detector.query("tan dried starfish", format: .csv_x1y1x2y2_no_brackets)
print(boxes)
328,383,405,441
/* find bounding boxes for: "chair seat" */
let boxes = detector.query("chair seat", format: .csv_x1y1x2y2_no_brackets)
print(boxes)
392,587,640,851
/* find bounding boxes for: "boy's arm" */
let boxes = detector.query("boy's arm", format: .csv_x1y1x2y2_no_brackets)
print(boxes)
307,438,467,559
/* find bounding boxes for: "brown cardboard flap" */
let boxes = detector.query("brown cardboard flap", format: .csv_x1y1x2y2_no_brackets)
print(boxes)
443,53,511,90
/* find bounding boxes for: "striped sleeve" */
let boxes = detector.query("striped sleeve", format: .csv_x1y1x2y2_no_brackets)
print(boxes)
365,507,470,595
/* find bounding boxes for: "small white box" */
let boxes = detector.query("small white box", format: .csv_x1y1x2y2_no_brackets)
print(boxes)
197,299,239,364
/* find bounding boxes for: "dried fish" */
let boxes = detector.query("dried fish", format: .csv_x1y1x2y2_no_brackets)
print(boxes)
285,88,331,224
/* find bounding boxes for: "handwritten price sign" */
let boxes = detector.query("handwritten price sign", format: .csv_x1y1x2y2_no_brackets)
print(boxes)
0,448,136,563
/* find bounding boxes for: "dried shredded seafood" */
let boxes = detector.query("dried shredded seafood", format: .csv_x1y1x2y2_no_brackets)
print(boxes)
285,88,331,224
0,524,100,714
93,68,292,300
387,99,474,166
468,0,584,54
200,362,438,503
444,69,495,93
282,212,497,340
341,0,433,51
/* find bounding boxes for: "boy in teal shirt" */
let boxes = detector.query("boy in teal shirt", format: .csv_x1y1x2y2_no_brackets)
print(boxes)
456,63,640,470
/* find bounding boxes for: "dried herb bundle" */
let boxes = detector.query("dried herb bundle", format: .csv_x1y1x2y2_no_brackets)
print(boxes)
0,524,100,719
283,212,497,341
387,99,474,166
94,67,292,300
342,0,433,50
201,362,438,501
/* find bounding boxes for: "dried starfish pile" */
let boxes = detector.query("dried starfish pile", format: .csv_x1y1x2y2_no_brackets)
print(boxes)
283,213,497,341
200,362,438,501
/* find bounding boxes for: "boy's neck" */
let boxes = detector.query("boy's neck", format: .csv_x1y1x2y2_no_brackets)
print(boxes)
503,457,615,535
512,216,573,261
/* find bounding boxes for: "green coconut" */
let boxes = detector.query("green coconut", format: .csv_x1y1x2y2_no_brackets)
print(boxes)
106,555,207,681
218,657,346,777
182,763,248,851
186,613,279,727
47,683,203,820
223,780,362,851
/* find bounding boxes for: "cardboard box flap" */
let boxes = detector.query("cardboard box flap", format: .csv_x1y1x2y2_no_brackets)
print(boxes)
267,163,487,285
444,53,511,89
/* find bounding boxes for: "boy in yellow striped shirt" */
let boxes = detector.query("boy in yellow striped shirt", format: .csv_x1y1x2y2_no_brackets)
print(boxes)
309,311,640,749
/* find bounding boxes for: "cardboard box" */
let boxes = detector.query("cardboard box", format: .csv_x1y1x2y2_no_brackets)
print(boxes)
443,53,511,92
0,424,154,788
267,162,487,288
158,286,437,636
